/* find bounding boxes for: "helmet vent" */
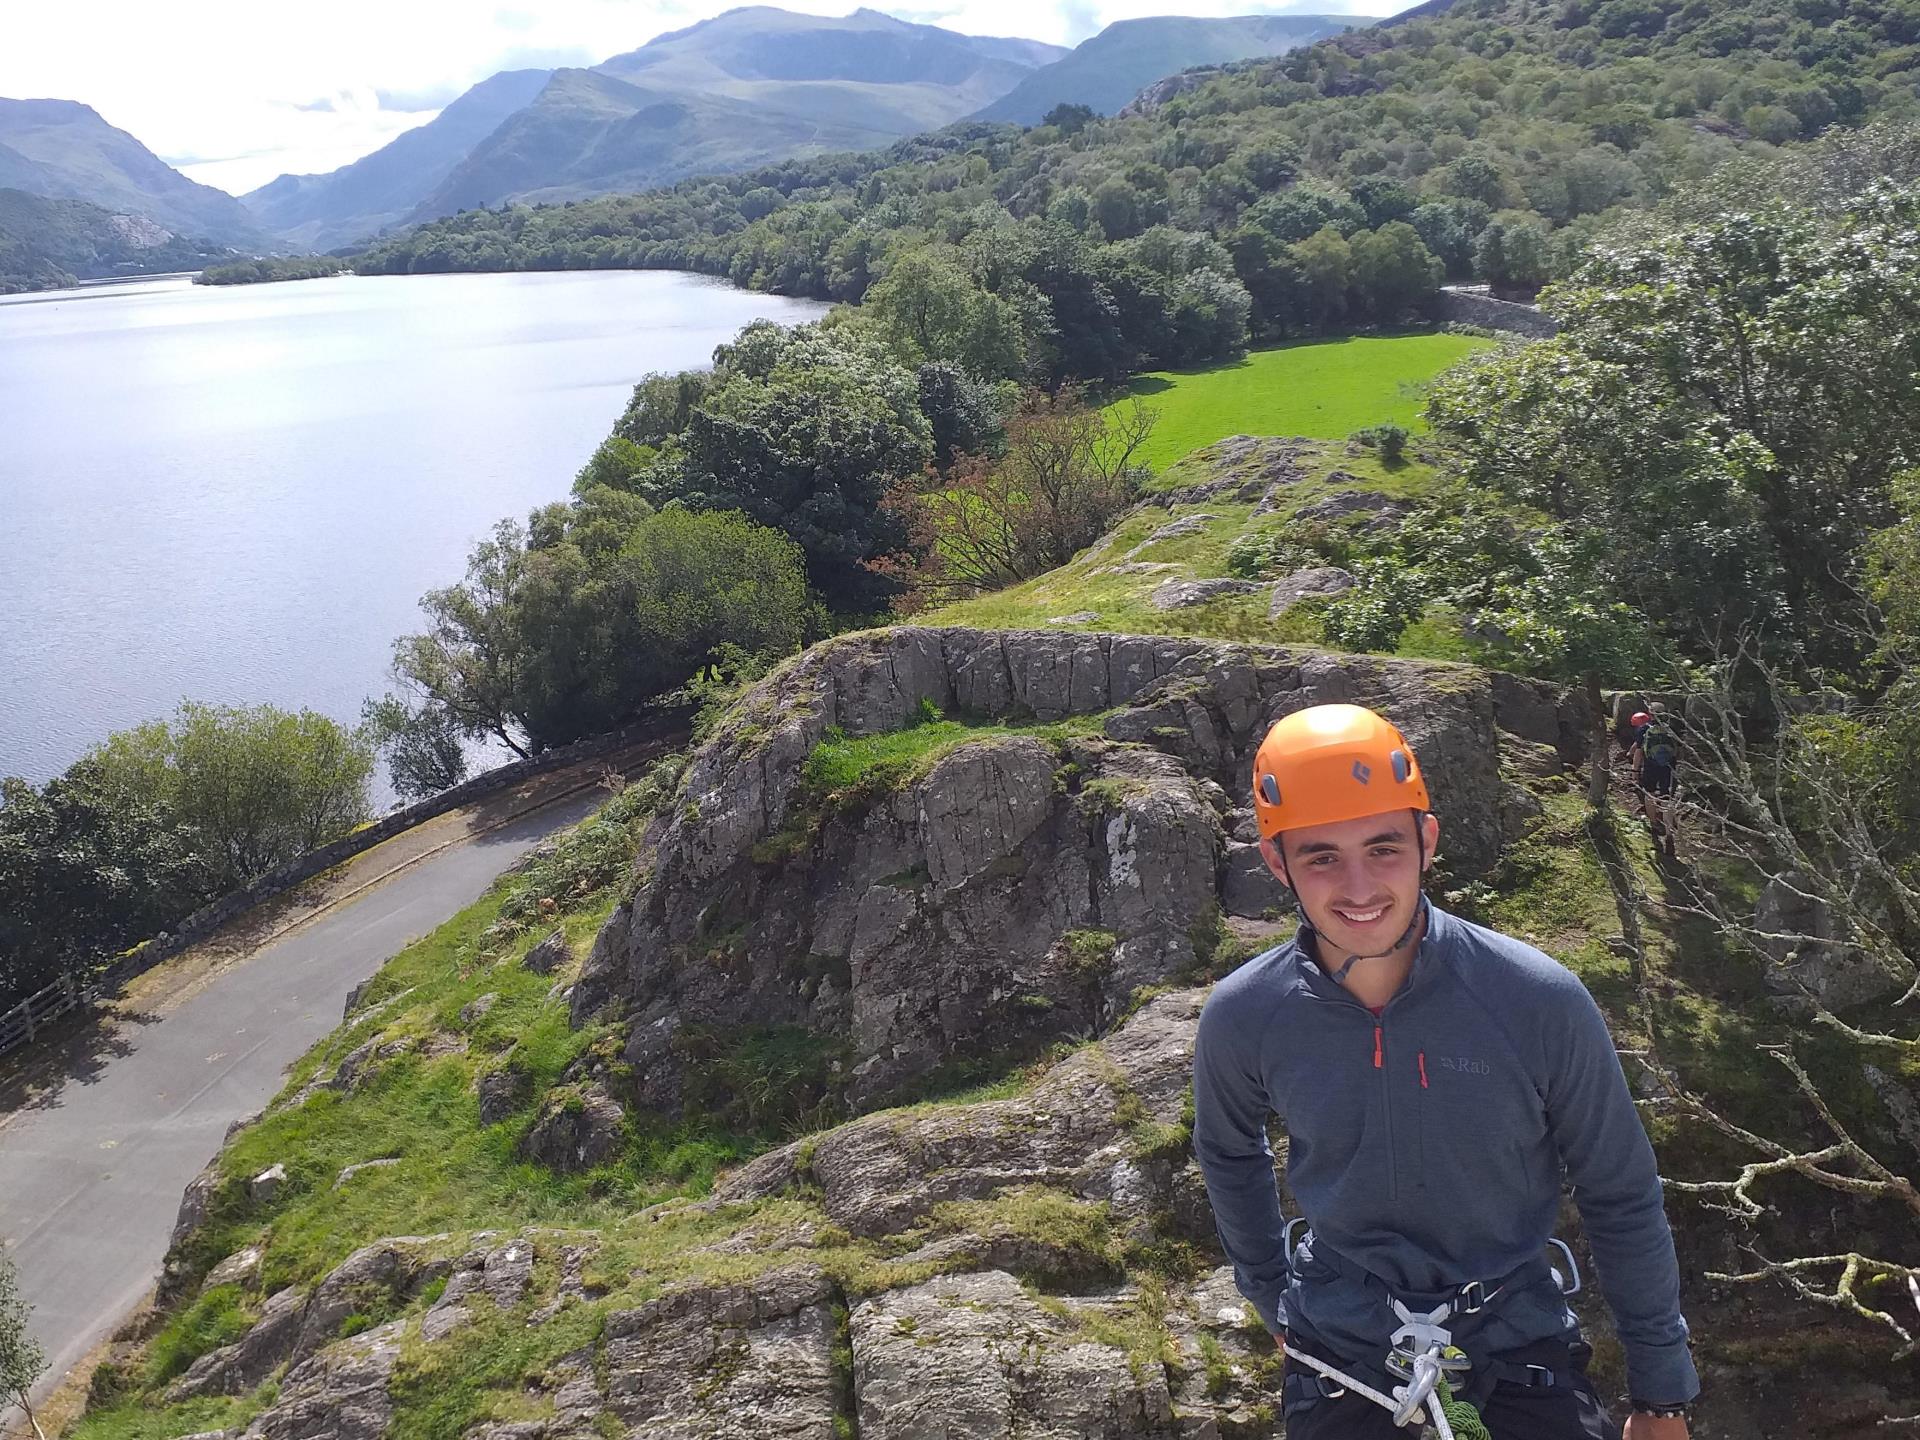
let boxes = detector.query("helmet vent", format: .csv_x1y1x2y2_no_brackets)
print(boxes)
1259,773,1281,806
1391,749,1411,783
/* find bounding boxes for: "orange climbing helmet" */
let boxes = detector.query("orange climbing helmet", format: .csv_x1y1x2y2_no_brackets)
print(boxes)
1251,703,1431,840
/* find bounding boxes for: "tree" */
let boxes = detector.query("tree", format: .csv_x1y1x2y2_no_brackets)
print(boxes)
362,695,469,804
573,435,654,496
877,389,1155,604
612,371,711,449
623,509,811,694
1042,103,1095,135
917,362,1006,471
1292,226,1353,329
1092,178,1146,241
91,704,375,894
0,760,208,1009
394,519,537,757
1430,182,1920,676
1349,222,1444,320
0,1248,46,1440
860,249,1024,378
664,322,933,609
1473,214,1552,293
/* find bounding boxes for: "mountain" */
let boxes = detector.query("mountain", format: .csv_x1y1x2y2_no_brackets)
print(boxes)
249,6,1067,242
241,70,553,251
0,98,262,246
0,188,231,292
971,14,1366,125
594,6,1066,139
409,67,900,220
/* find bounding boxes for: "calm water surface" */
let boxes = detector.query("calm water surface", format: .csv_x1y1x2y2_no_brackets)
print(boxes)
0,271,826,787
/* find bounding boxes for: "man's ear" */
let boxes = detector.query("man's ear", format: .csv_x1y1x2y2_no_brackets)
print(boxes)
1420,811,1441,872
1259,833,1293,890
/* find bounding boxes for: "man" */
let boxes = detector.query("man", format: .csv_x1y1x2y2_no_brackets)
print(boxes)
1628,705,1679,856
1193,704,1698,1438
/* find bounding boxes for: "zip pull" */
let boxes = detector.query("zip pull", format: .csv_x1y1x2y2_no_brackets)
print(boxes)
1373,1025,1383,1069
1418,1051,1429,1089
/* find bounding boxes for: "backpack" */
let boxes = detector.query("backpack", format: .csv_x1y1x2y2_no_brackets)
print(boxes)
1640,720,1678,769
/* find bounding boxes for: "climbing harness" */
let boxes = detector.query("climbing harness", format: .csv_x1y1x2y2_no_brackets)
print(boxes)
1281,1226,1584,1437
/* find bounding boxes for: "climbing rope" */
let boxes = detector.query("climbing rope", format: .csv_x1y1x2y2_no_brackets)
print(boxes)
1438,1377,1492,1440
1284,1344,1460,1439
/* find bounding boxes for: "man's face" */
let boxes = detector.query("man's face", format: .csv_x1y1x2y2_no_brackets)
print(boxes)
1259,809,1440,956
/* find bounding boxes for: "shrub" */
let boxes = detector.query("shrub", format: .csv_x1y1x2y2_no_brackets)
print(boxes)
1351,423,1410,462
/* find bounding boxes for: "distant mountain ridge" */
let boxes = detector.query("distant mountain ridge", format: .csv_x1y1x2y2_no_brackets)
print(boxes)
409,67,897,221
0,98,262,247
239,5,1068,247
971,14,1367,126
243,69,553,251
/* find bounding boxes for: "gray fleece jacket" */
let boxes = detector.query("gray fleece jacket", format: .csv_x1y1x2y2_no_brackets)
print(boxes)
1192,901,1699,1405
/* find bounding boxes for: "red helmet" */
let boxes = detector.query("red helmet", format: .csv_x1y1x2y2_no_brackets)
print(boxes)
1630,711,1651,728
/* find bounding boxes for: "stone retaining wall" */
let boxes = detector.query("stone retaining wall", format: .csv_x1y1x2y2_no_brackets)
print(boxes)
1439,287,1559,338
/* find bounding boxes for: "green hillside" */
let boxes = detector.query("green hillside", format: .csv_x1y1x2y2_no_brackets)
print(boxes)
0,188,229,292
971,13,1362,124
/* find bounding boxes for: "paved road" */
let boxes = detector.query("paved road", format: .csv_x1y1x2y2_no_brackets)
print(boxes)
0,786,610,1405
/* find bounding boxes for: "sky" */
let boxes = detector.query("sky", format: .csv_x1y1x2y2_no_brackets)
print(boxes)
1,0,1403,196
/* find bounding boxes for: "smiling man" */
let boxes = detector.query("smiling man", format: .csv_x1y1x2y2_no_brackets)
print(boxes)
1192,704,1699,1439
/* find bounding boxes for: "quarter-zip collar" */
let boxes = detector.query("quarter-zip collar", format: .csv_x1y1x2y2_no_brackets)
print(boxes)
1291,895,1446,1016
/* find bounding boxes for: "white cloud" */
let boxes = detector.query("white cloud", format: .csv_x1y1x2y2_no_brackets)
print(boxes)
2,0,1404,196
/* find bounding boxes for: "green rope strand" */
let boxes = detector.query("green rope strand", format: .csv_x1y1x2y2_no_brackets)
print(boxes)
1437,1377,1492,1440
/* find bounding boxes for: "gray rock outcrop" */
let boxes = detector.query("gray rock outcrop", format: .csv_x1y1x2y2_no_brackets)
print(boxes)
238,1320,405,1440
521,1085,627,1172
1149,577,1262,611
523,929,571,975
568,627,1581,1116
1268,565,1355,615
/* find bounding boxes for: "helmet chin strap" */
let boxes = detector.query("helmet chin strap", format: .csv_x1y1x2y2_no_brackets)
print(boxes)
1282,811,1431,988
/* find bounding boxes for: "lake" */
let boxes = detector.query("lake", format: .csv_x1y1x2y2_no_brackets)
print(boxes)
0,271,827,791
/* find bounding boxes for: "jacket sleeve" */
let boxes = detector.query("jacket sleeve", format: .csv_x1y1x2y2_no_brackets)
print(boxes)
1191,988,1291,1333
1544,977,1700,1404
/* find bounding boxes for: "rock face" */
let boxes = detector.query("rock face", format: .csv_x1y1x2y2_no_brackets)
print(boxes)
1754,872,1904,1009
168,1239,450,1402
602,1266,841,1437
571,626,1583,1115
521,1085,628,1171
719,990,1215,1243
238,1320,405,1440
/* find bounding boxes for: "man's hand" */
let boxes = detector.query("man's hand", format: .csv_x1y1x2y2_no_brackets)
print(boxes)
1623,1412,1689,1440
1271,1332,1286,1359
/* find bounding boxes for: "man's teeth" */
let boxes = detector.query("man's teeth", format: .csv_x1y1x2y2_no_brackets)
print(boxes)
1337,905,1387,922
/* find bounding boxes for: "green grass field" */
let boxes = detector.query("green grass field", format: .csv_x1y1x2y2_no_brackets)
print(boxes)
1109,332,1494,471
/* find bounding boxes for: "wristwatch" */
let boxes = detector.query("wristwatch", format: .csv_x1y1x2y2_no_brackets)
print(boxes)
1629,1398,1694,1420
